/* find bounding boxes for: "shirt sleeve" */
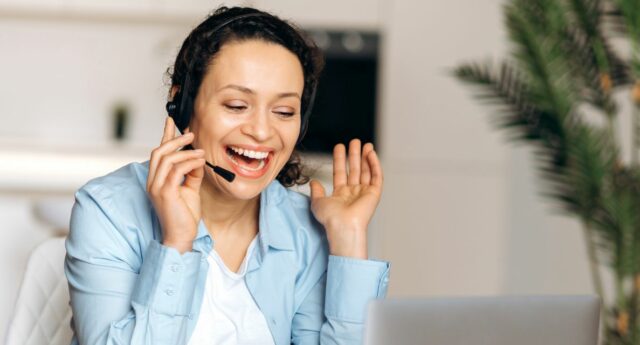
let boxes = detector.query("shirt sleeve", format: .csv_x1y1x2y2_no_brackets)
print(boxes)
290,254,390,344
64,187,203,345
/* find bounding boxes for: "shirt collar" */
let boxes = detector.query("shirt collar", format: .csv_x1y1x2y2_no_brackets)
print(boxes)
257,180,296,252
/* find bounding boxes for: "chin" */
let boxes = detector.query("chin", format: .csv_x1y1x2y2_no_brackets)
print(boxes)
208,167,279,201
223,180,270,200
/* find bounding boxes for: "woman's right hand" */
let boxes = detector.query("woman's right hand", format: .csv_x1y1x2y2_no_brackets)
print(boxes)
146,116,206,253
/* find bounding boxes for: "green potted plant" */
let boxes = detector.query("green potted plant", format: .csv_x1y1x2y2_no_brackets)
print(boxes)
454,0,640,343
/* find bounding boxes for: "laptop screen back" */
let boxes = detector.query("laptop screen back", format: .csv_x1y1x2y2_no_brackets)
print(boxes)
364,295,600,345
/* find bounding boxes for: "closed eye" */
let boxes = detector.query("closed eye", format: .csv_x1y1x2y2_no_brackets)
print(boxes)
225,104,295,117
225,105,246,112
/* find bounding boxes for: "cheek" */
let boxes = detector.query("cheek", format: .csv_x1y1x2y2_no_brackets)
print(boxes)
282,119,302,148
196,109,239,139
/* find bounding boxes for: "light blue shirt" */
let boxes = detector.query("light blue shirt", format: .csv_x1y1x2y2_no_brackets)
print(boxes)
64,161,390,345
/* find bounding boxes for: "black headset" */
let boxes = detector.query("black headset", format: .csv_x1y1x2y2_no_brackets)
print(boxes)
165,12,317,145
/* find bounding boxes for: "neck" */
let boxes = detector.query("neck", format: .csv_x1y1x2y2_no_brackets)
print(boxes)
199,177,260,240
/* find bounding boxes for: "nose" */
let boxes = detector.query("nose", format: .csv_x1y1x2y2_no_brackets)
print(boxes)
240,107,274,142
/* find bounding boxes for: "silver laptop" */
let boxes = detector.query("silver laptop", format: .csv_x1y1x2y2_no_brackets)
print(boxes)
364,295,600,345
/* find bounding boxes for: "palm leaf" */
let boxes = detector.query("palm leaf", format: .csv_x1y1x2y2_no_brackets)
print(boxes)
505,0,578,120
454,62,569,167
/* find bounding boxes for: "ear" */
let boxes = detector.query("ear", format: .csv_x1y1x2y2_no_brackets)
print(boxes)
169,85,180,100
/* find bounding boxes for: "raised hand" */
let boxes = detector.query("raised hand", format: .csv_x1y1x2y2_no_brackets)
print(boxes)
146,117,206,253
309,139,383,260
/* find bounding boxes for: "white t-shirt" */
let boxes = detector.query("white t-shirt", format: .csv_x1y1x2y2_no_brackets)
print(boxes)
187,236,276,345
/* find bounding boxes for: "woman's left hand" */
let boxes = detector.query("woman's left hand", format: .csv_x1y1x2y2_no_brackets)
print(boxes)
310,139,383,260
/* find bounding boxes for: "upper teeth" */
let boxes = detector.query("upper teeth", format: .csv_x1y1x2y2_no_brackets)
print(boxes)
229,146,269,159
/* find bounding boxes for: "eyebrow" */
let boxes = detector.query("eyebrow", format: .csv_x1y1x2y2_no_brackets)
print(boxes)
217,84,301,100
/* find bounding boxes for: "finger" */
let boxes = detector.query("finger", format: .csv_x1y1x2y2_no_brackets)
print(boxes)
183,158,205,191
148,131,194,190
149,149,204,193
347,139,361,185
368,150,383,187
360,143,374,185
149,117,181,188
167,158,206,190
162,116,175,144
156,131,194,155
148,118,172,189
153,148,204,187
333,143,347,187
309,179,326,200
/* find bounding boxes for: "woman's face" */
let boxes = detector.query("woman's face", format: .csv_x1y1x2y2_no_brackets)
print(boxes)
186,39,304,200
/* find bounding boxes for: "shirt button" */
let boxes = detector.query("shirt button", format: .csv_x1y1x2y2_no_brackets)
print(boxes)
170,264,180,272
270,318,277,325
165,288,175,296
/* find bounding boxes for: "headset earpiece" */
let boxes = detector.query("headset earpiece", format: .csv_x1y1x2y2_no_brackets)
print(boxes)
165,88,192,134
165,99,177,116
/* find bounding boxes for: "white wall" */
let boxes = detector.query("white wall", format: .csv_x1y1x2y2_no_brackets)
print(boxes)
377,0,593,297
0,16,190,146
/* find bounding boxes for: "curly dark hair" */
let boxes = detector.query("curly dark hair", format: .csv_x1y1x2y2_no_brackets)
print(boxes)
165,6,324,187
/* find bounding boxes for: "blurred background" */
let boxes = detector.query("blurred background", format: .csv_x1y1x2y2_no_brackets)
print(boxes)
0,0,595,341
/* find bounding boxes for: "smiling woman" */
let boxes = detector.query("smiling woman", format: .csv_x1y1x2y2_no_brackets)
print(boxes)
184,39,303,195
64,6,390,345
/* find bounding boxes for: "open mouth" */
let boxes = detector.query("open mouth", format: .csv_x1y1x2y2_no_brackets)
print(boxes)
225,145,272,173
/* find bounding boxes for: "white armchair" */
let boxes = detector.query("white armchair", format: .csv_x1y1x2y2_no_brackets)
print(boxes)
5,237,72,345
